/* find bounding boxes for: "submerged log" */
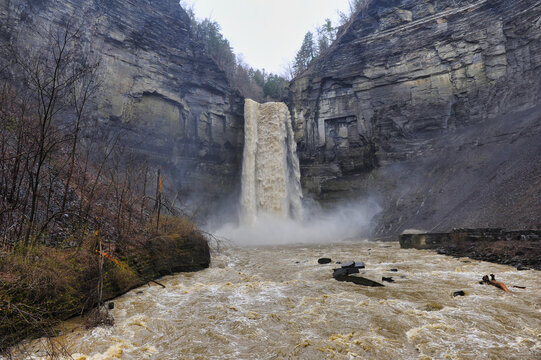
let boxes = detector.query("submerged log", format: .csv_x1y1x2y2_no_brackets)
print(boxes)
334,275,384,287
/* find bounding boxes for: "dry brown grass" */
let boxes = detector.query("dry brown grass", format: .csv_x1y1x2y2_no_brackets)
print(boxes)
0,245,91,353
0,240,118,353
1,216,209,355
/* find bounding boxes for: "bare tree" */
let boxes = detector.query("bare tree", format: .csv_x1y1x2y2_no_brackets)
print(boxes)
0,16,100,249
338,0,372,26
61,54,101,213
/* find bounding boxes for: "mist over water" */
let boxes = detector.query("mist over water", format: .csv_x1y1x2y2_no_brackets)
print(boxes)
215,198,381,246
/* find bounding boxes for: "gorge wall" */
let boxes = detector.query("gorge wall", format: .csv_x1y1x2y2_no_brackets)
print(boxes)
0,0,244,217
289,0,541,235
2,0,540,235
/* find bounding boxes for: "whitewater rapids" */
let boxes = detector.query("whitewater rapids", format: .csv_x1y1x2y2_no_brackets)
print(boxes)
23,241,540,359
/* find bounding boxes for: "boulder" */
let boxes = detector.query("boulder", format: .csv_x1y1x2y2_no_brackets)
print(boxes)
341,261,365,269
333,268,359,278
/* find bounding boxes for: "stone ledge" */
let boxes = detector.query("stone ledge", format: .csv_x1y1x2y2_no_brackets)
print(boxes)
399,228,541,270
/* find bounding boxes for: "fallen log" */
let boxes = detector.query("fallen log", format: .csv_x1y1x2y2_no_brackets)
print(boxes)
482,274,509,292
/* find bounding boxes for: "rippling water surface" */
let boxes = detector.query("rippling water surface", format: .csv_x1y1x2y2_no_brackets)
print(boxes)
27,241,540,359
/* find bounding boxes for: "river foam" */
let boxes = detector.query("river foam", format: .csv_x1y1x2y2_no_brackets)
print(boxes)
20,242,541,360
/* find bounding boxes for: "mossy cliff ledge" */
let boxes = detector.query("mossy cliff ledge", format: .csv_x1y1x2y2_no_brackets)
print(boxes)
289,0,541,234
0,220,210,352
0,0,244,215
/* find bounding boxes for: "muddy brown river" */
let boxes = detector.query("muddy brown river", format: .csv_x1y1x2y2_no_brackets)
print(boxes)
25,241,540,359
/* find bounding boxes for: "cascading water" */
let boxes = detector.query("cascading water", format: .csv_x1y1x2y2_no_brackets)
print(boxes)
240,99,303,224
217,98,379,246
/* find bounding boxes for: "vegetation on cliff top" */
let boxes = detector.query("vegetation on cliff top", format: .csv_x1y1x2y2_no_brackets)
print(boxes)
181,2,289,102
180,0,369,87
293,0,371,75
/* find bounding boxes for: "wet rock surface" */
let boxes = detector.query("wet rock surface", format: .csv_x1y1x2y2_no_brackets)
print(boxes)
341,261,365,269
333,267,360,278
289,0,541,233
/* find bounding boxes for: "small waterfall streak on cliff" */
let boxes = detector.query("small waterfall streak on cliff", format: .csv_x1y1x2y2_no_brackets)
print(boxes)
240,99,303,224
285,103,303,220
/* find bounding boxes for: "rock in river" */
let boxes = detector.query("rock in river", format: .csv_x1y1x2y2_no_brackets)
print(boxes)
333,268,360,278
341,261,365,269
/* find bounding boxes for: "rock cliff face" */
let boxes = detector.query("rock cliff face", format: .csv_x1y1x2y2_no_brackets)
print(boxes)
0,0,244,215
289,0,541,234
3,0,540,232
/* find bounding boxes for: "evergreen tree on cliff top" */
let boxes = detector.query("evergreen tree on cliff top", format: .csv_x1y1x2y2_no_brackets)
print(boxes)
317,18,336,54
293,31,316,75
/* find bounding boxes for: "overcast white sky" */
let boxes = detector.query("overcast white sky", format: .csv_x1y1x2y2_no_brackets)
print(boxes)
183,0,351,76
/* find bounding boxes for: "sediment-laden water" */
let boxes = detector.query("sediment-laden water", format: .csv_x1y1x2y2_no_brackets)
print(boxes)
24,241,540,359
241,99,303,224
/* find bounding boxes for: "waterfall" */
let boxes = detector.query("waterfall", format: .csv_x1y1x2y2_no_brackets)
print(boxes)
240,99,303,224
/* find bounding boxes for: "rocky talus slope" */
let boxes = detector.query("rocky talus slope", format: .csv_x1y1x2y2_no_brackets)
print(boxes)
0,0,244,216
289,0,541,235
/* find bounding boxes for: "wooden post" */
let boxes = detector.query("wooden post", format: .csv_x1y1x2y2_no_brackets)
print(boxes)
156,169,162,231
97,230,104,306
141,166,148,217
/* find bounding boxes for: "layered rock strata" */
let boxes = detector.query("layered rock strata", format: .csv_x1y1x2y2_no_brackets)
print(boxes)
0,0,244,215
289,0,541,234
